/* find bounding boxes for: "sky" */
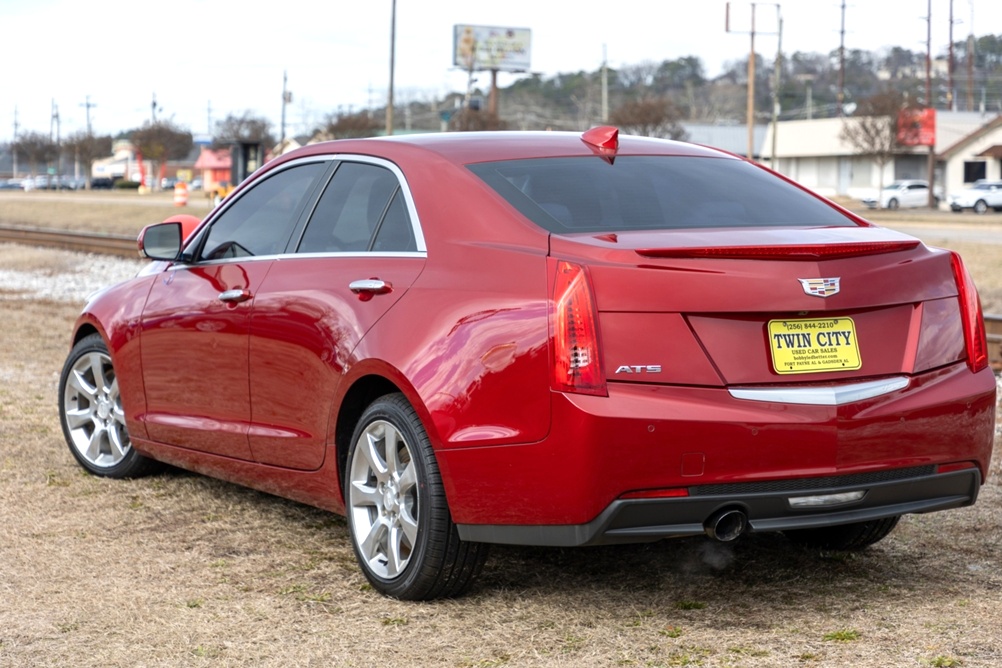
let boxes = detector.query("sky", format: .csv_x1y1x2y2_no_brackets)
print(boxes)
2,0,1000,143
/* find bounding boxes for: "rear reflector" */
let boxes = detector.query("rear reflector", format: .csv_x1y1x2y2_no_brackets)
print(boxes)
551,260,607,396
620,488,690,500
636,241,920,260
936,461,977,474
950,252,989,373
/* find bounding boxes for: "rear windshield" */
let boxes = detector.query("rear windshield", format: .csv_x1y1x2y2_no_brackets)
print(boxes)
468,156,856,233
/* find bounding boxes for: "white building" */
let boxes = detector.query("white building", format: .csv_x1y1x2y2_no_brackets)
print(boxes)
760,112,1002,204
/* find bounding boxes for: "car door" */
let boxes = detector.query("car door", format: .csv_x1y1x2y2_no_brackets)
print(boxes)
139,160,328,458
905,183,928,207
246,158,426,469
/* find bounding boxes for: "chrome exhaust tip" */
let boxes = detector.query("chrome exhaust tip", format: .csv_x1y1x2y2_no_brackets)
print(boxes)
704,509,748,542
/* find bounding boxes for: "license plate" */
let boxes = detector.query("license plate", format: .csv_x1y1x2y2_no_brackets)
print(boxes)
768,317,862,375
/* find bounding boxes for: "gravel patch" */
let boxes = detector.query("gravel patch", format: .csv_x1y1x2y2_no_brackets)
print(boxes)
0,244,145,304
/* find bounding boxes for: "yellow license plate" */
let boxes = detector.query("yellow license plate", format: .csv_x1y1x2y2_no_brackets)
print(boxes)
768,318,862,375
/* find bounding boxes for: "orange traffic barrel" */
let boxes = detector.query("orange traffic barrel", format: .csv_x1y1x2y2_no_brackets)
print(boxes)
173,182,189,207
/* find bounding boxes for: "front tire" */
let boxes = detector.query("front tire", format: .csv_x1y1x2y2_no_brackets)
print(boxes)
886,198,899,210
58,333,158,478
345,393,489,600
784,516,900,551
973,199,988,214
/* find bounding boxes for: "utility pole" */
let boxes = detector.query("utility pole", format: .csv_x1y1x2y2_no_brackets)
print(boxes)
386,0,396,136
948,0,955,110
726,2,780,161
601,44,609,123
280,71,291,152
51,99,62,186
966,1,975,111
925,0,937,208
838,0,846,116
12,106,19,177
747,4,756,160
80,95,96,135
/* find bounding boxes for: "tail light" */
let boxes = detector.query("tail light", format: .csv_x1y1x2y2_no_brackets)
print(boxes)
950,252,989,373
550,260,607,396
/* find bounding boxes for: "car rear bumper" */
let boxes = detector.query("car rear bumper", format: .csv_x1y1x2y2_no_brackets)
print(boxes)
456,466,981,546
437,363,996,540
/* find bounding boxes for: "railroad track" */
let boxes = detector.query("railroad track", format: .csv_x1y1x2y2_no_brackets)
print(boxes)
2,223,1001,368
0,224,137,258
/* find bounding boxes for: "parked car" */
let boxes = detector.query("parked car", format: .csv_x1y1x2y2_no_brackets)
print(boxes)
58,128,996,600
861,179,940,210
948,180,1002,214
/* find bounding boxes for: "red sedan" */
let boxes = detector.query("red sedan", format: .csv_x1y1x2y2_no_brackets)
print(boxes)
58,127,997,600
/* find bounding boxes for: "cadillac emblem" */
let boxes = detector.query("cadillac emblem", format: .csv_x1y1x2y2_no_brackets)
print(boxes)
799,277,840,297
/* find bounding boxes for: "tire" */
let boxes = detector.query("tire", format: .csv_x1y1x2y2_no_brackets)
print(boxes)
784,516,900,551
345,393,489,600
886,198,899,210
58,333,159,478
973,199,988,214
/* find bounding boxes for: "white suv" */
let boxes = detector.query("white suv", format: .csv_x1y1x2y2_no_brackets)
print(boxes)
948,180,1002,214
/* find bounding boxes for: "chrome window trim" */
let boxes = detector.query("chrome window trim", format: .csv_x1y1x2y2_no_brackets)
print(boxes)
179,153,428,269
728,376,910,406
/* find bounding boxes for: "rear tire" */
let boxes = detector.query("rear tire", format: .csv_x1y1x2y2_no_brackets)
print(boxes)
345,393,489,600
784,516,900,551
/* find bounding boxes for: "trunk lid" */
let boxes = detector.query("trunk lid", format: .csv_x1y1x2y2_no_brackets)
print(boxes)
550,226,965,387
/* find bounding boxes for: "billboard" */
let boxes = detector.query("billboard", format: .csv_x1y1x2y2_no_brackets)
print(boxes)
897,108,936,147
453,25,531,72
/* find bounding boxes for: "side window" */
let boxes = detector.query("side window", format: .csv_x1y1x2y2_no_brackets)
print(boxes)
372,191,417,252
297,162,414,253
199,162,326,261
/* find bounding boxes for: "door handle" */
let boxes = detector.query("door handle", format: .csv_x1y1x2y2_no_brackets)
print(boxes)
218,289,252,303
349,279,392,295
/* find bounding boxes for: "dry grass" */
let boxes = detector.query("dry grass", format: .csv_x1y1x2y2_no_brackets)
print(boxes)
1,193,1001,667
0,190,213,236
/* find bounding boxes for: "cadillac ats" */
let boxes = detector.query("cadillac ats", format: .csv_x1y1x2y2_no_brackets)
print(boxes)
59,128,997,600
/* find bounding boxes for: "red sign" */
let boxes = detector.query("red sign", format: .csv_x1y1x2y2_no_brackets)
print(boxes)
897,108,936,147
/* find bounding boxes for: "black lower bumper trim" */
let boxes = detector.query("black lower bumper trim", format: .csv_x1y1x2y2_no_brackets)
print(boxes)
456,469,981,547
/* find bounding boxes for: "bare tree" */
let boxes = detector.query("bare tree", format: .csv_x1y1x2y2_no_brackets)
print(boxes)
213,111,276,147
609,97,689,140
839,90,905,194
12,131,58,179
131,120,193,190
316,111,381,140
63,131,113,190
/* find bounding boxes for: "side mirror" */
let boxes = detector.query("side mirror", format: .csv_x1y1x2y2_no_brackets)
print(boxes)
138,222,182,261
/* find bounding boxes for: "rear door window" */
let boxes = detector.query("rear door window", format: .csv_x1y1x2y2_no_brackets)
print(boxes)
297,162,417,253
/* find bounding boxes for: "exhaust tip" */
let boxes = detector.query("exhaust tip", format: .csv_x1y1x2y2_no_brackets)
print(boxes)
704,509,748,542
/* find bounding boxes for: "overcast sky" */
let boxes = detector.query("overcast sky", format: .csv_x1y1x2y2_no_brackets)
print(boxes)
2,0,1000,142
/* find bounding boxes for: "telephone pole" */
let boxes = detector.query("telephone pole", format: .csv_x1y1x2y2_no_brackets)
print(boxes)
726,2,781,161
80,95,97,135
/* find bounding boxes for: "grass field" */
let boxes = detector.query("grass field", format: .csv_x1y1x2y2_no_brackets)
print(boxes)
1,191,1000,667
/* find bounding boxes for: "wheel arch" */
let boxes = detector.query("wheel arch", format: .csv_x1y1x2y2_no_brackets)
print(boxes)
334,373,423,502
